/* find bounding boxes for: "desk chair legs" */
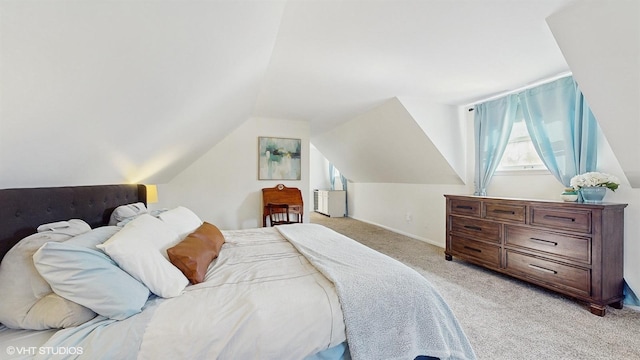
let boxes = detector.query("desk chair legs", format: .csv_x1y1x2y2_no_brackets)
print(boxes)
267,203,300,226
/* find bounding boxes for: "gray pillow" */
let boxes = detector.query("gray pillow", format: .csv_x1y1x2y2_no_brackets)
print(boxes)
108,202,148,226
0,220,96,330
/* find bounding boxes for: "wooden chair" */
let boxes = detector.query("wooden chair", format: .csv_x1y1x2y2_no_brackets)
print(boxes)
267,203,300,226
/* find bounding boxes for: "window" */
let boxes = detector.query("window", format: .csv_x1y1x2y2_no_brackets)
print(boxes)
496,118,546,172
332,167,344,190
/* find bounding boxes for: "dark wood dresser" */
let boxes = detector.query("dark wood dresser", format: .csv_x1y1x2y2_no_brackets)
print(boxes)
444,194,627,316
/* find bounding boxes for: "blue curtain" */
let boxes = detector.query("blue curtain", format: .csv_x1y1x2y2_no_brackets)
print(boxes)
340,173,348,216
329,163,336,190
473,94,518,195
624,280,640,307
519,76,598,187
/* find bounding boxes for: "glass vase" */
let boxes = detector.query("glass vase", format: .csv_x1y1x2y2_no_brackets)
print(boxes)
580,187,607,203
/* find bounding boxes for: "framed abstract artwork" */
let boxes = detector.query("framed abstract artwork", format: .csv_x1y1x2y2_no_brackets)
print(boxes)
258,137,302,180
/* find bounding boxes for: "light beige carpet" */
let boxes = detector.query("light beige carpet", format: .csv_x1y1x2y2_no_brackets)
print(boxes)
310,212,640,360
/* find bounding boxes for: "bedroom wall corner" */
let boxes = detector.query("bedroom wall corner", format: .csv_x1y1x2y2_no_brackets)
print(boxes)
344,106,473,248
310,144,332,202
160,117,311,230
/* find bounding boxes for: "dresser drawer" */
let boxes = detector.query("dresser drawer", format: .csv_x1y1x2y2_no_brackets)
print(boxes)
484,203,526,223
505,226,591,263
450,236,501,267
530,207,591,234
505,251,590,297
450,216,500,243
449,199,481,217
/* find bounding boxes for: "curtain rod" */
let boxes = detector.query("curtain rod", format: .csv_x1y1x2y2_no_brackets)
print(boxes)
465,71,572,111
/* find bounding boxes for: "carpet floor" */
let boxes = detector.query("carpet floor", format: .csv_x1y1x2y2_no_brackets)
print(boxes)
310,212,640,360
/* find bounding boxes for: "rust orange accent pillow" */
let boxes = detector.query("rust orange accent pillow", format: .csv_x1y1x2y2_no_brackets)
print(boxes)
167,222,225,284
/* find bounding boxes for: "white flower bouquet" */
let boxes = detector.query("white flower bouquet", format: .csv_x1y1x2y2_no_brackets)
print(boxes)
570,172,620,192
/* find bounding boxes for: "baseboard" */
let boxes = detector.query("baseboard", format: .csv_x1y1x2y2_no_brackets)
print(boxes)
346,216,444,248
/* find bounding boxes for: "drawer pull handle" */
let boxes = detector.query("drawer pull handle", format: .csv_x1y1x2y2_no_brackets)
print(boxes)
493,209,515,215
530,237,558,246
528,264,557,275
463,246,482,253
463,225,482,231
456,205,474,210
544,215,576,222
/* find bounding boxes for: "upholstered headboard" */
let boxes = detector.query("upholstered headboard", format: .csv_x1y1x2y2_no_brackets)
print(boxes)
0,184,147,262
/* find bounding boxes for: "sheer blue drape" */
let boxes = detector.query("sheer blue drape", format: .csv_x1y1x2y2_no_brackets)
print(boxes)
340,174,348,216
329,163,336,190
519,77,598,186
473,94,518,195
624,280,640,307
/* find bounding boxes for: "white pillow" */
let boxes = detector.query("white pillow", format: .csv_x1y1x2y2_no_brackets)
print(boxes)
108,202,148,226
157,206,203,239
97,214,188,298
0,221,95,330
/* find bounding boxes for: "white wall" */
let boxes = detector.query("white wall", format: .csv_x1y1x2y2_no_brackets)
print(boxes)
159,117,310,230
310,144,332,203
347,182,468,246
547,0,640,187
344,106,472,246
399,97,467,181
312,97,463,185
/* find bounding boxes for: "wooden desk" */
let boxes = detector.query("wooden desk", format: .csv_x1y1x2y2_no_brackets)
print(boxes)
262,184,303,227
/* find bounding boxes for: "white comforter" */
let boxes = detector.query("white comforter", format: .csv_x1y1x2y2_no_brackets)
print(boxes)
35,227,346,359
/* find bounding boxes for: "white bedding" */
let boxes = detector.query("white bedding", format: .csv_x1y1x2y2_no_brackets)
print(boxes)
0,326,57,359
138,227,346,359
28,227,347,360
279,224,476,360
2,223,474,360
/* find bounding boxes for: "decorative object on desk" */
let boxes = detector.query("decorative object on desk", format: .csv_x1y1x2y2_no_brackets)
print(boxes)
570,172,619,203
258,137,301,180
560,188,578,202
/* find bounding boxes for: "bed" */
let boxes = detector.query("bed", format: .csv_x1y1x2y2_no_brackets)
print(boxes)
0,184,476,360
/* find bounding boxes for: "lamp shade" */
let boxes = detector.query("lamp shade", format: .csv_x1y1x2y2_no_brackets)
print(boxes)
146,185,158,204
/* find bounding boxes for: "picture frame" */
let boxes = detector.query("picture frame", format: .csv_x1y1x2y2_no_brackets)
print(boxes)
258,137,301,180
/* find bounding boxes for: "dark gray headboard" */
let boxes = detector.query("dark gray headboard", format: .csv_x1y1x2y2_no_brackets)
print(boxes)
0,184,147,262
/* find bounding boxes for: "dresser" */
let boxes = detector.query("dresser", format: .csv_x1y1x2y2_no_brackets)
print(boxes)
444,194,627,316
314,190,346,217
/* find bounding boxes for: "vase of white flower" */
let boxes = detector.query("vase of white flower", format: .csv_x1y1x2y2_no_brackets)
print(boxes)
580,186,607,203
570,172,620,203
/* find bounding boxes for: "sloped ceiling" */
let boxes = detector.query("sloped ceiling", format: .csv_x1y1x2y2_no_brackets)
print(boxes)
547,1,640,187
0,0,578,188
256,0,573,134
312,97,464,184
0,1,287,188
